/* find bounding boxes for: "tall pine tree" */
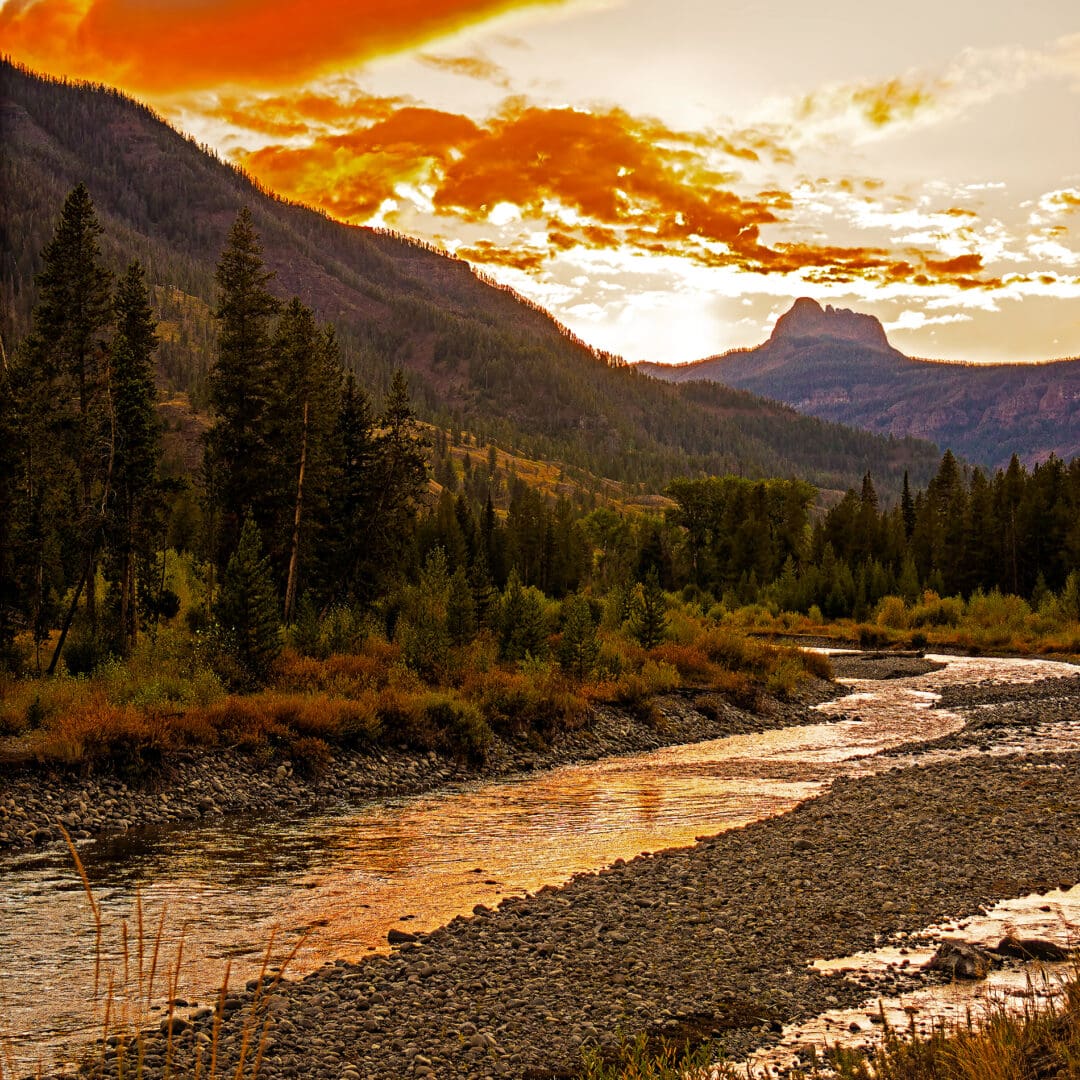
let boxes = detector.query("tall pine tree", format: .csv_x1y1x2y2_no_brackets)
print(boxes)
106,261,162,649
205,208,280,568
15,185,113,670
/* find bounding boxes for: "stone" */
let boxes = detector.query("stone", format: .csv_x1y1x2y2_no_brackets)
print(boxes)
926,941,994,980
992,936,1069,963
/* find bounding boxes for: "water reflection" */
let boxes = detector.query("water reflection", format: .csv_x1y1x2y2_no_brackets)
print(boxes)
2,653,1076,1076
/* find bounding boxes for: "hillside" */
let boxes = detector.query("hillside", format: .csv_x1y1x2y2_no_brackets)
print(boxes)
638,298,1080,469
0,61,940,492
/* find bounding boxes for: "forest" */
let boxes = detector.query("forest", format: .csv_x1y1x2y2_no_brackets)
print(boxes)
2,188,1079,776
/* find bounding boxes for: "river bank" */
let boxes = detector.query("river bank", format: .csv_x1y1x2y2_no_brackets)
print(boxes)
0,682,836,854
67,661,1080,1080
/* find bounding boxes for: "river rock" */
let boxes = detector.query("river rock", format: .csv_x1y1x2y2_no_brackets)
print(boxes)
993,936,1070,962
926,940,994,980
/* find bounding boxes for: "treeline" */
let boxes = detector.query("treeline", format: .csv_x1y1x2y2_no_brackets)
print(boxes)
0,190,430,678
664,455,1080,620
5,187,1076,687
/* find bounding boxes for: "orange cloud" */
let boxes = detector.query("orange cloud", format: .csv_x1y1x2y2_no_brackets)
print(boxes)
234,94,1005,292
0,0,567,93
417,52,511,88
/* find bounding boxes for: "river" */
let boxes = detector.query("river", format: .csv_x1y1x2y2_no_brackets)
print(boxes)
2,653,1078,1076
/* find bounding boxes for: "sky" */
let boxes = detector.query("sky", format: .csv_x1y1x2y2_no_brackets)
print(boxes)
3,0,1080,364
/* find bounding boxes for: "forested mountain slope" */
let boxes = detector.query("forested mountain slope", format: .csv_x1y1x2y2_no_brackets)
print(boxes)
0,61,940,491
638,298,1080,469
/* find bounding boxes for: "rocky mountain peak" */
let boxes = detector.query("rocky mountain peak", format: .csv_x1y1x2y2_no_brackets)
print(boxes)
769,297,890,350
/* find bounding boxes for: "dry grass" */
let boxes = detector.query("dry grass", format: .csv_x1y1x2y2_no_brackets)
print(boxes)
0,826,306,1080
786,969,1080,1079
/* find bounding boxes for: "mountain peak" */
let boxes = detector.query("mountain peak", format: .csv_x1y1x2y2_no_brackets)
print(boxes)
769,297,890,350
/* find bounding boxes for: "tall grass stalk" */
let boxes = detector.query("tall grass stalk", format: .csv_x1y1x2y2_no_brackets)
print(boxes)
4,829,306,1080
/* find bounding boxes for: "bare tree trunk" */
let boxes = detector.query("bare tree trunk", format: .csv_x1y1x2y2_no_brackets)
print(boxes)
283,400,309,625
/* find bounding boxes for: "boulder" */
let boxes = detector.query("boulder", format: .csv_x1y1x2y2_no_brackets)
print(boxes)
926,940,994,980
993,936,1069,963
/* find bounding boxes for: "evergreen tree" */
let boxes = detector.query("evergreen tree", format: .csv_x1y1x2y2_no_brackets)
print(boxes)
0,357,18,666
214,512,281,684
397,548,451,679
205,208,280,566
446,566,478,645
901,470,916,539
18,185,114,668
106,261,161,649
557,593,600,679
325,372,379,605
628,568,667,649
267,300,341,621
368,370,428,591
498,570,548,661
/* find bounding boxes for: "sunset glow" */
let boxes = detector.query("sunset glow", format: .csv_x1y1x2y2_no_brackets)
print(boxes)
4,0,1079,363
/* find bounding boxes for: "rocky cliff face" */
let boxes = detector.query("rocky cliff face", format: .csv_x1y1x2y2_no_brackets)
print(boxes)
770,297,891,350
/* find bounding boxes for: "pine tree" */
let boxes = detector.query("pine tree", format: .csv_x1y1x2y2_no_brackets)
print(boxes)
0,356,18,667
18,185,114,669
205,208,280,566
267,299,341,621
901,470,915,540
498,570,548,661
628,568,667,649
107,261,161,649
325,372,379,605
446,566,478,645
398,548,451,680
558,593,599,679
214,512,281,684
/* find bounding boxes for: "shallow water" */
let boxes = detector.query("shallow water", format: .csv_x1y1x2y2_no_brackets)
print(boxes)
742,884,1080,1078
1,653,1076,1076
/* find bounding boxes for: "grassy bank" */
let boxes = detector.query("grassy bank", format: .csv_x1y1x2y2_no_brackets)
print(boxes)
0,594,831,779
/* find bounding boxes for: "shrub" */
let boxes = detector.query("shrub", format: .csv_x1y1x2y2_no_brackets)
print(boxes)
422,694,493,764
799,650,834,681
875,595,911,630
289,735,333,776
765,656,806,700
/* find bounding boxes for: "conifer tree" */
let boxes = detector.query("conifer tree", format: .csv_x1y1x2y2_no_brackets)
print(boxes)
205,208,280,566
558,593,600,679
268,300,341,621
18,185,113,668
498,569,548,660
325,373,379,605
446,566,478,645
628,567,667,649
107,261,161,649
398,547,451,679
0,357,18,666
214,512,281,684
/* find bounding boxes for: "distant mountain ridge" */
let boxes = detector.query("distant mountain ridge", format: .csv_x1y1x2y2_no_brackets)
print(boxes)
0,61,941,491
638,298,1080,469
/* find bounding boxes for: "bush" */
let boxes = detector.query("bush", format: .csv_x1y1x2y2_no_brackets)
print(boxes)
290,735,333,776
875,595,911,630
765,656,806,700
422,694,493,764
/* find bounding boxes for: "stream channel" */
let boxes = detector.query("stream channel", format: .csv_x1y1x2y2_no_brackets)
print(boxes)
3,653,1079,1076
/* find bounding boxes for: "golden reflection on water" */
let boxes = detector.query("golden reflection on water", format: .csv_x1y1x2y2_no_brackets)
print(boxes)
2,654,1077,1075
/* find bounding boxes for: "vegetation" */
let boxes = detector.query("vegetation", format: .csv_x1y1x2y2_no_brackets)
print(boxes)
572,969,1080,1079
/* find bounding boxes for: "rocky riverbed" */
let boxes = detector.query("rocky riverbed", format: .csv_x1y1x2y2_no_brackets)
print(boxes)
61,663,1080,1080
0,684,834,854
